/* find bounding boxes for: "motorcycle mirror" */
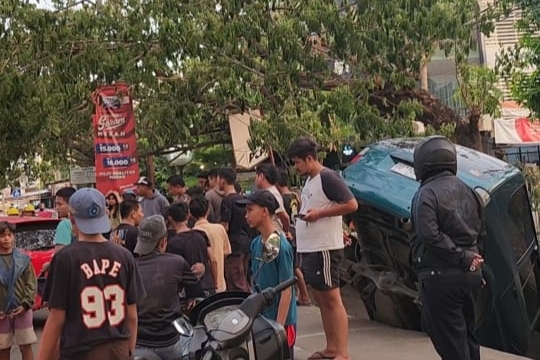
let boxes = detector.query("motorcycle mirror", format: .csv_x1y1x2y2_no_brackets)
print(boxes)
262,233,281,263
172,317,194,337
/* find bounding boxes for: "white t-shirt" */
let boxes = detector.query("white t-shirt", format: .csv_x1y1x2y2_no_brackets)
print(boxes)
296,168,355,253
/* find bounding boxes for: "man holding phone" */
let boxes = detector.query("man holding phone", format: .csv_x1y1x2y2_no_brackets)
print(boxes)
287,138,358,360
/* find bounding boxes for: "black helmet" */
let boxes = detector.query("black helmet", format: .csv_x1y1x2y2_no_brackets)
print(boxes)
413,136,457,181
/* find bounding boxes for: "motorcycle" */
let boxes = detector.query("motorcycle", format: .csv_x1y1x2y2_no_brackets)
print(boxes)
135,232,296,360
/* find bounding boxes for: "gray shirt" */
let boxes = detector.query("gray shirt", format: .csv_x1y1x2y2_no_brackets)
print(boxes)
205,188,225,223
140,189,170,218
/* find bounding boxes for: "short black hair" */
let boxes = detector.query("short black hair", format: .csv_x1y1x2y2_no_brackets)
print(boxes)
234,182,242,193
256,163,279,185
165,202,189,222
120,199,140,219
218,167,236,185
0,221,15,235
55,187,76,202
197,171,209,179
189,196,209,219
167,175,186,187
208,168,219,178
277,168,289,187
187,186,205,198
286,137,318,160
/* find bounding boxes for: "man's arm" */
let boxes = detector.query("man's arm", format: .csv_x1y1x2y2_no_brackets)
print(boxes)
124,260,146,353
277,211,290,233
126,304,138,352
275,239,294,325
37,309,65,360
181,263,205,298
220,199,232,232
276,288,292,326
20,262,37,310
207,247,219,289
222,230,232,256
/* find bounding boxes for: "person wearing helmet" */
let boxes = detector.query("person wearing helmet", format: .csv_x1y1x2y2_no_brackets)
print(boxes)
6,207,19,217
22,204,36,217
410,136,485,360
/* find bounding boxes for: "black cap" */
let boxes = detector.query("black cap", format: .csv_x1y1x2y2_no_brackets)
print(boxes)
237,190,279,213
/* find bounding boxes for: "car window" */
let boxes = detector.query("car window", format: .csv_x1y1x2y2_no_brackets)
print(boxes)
15,222,57,250
507,185,535,261
507,185,539,322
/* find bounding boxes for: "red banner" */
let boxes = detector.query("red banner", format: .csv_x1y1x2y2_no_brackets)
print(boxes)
92,84,140,194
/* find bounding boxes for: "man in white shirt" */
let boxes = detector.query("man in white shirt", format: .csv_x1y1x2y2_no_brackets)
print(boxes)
287,138,358,360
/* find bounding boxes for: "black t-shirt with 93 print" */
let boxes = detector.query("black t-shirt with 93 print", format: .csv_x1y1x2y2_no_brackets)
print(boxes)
43,240,145,359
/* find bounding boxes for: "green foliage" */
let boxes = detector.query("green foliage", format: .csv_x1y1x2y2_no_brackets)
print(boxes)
495,0,540,115
454,64,503,118
0,0,486,183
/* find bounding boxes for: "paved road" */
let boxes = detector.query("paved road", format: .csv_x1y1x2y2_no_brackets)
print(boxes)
9,305,532,360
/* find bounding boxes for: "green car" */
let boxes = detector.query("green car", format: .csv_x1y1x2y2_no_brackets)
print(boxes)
341,138,540,357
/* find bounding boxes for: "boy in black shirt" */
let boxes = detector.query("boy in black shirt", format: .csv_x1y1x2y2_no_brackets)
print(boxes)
110,199,144,254
166,203,218,295
38,188,144,360
218,167,251,292
134,215,204,360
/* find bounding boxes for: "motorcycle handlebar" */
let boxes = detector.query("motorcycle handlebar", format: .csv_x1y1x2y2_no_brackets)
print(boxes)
273,277,297,293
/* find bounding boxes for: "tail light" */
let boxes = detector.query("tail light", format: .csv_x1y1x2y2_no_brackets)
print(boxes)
350,147,370,164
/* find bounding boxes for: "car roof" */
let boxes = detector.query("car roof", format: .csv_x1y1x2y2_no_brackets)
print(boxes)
0,216,60,225
343,137,521,218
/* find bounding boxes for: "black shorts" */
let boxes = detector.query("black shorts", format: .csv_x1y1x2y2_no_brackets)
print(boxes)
299,249,343,291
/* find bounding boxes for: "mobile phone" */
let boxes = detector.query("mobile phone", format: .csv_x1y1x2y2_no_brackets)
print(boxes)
294,214,306,219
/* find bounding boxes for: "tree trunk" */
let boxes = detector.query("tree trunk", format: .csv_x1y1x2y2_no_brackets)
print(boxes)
420,59,429,92
454,113,483,152
146,155,155,185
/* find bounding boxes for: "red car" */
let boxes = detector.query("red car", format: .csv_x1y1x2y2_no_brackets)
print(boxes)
0,216,59,311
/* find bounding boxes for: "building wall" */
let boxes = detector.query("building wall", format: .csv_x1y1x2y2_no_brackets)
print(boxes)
478,0,526,100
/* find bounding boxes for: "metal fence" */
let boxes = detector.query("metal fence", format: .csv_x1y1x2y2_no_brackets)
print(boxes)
503,146,540,165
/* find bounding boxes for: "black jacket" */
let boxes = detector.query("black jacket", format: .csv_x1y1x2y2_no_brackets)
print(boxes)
410,171,483,271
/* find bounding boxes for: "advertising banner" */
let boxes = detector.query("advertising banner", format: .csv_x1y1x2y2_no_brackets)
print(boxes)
493,101,538,145
92,84,139,194
493,118,540,145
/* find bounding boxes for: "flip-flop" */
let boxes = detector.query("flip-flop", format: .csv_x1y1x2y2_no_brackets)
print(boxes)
307,351,336,359
296,300,312,306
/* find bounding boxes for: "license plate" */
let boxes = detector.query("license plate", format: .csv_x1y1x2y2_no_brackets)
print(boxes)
391,162,416,180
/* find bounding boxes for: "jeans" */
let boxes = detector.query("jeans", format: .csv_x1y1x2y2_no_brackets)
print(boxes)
135,336,191,360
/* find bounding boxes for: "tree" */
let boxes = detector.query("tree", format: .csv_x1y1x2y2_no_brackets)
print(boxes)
454,64,503,151
496,0,540,115
0,0,491,183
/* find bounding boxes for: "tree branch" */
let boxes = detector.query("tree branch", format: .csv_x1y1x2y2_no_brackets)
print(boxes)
144,138,231,157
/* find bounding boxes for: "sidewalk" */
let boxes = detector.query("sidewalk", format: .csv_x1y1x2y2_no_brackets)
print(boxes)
294,305,531,360
14,305,533,360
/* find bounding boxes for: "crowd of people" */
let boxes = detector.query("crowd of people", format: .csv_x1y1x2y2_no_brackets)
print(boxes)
0,135,486,360
0,137,358,360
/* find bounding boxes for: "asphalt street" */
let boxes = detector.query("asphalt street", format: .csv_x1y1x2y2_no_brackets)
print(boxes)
8,303,532,360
